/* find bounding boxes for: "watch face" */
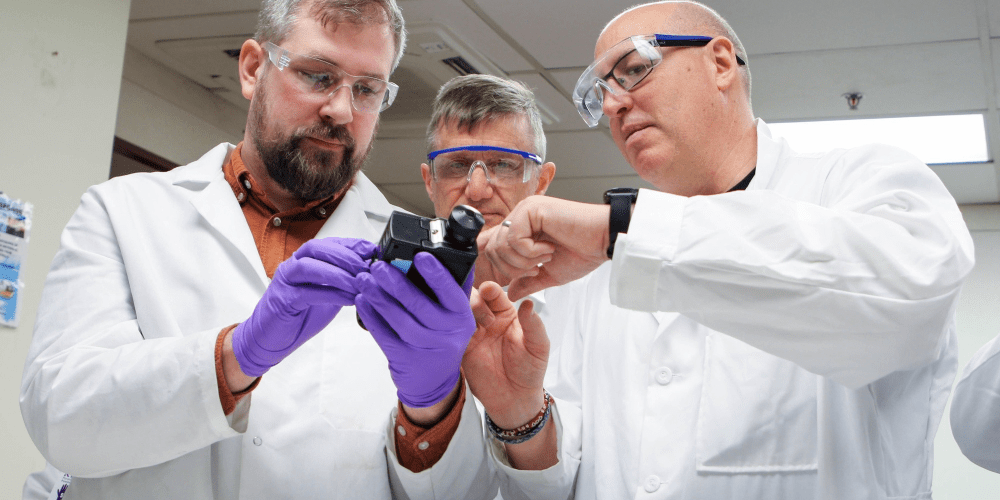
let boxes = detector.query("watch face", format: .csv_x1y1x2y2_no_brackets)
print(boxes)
604,187,639,204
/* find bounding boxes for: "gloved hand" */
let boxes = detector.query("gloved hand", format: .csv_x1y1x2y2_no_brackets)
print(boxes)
233,237,377,377
356,252,476,408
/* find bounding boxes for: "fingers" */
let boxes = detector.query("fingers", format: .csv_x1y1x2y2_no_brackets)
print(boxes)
355,294,403,349
517,299,550,354
277,256,363,295
357,269,426,336
470,287,496,328
294,237,376,275
506,271,560,302
412,253,472,312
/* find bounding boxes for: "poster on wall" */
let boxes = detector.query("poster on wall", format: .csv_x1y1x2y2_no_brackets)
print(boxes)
0,191,33,328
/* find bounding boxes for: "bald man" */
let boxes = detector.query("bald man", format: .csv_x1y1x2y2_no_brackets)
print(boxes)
460,1,975,498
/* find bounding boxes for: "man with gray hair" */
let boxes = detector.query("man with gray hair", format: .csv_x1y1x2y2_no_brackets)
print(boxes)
460,1,974,498
20,1,494,498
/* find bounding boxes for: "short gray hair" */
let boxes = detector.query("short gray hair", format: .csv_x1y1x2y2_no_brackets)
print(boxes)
427,74,547,161
256,0,407,71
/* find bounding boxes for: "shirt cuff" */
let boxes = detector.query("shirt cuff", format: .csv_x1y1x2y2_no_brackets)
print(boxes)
215,325,260,416
393,377,467,473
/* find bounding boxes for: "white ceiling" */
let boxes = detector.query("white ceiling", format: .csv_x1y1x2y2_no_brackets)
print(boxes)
124,0,1000,215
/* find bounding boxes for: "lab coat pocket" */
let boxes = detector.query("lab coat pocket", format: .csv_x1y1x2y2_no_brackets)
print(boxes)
695,332,819,473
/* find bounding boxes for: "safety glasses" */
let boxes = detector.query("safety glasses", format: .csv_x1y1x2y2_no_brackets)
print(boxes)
573,34,746,127
262,41,399,113
427,145,542,186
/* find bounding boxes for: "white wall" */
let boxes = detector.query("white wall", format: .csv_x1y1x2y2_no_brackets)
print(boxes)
0,0,131,498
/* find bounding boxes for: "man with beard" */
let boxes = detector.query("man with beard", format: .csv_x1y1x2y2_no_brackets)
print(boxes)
19,1,495,499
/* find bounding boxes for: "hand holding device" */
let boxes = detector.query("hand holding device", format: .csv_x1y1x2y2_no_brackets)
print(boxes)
232,237,376,377
356,253,477,408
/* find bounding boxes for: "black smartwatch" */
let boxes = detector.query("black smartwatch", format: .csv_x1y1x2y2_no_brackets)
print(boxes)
603,187,639,259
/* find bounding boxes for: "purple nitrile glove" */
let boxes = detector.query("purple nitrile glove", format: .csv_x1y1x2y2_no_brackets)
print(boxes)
356,252,476,408
233,237,377,377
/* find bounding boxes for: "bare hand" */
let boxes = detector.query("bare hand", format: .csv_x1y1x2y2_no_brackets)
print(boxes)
464,282,549,429
484,196,610,301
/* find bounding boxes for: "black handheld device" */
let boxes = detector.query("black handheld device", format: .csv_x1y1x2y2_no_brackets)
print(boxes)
357,205,485,329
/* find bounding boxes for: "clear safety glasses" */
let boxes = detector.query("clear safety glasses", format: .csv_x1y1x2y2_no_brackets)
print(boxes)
427,145,542,186
263,41,399,113
572,34,747,127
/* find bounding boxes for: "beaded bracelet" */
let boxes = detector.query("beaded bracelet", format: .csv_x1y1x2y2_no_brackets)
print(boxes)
485,391,552,445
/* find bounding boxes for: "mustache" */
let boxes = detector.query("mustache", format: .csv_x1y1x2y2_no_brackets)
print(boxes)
294,123,356,149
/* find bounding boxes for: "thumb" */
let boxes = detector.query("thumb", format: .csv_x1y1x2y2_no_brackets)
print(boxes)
516,299,550,356
507,272,558,302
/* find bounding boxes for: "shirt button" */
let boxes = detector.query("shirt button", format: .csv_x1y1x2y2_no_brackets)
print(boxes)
417,441,429,451
237,192,245,202
252,437,262,446
272,217,282,227
318,207,327,217
644,475,661,493
397,425,407,437
655,367,673,385
243,179,252,190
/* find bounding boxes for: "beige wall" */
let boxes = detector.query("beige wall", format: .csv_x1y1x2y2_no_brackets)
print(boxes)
0,0,131,498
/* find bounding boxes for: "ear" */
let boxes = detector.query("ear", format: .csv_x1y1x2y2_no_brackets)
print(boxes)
708,37,740,92
239,39,265,100
421,163,435,199
533,162,556,195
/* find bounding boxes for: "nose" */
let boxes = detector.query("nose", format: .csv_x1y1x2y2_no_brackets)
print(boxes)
601,84,632,120
464,162,494,200
319,85,355,125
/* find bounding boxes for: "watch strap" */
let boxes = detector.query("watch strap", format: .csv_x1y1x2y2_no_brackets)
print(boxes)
604,188,639,259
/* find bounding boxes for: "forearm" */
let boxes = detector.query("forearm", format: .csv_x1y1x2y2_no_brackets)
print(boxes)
21,324,238,476
613,182,974,386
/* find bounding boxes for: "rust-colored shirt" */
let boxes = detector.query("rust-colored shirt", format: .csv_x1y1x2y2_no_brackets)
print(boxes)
212,143,462,471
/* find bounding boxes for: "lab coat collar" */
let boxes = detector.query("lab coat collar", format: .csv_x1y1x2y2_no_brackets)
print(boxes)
314,171,395,242
750,119,785,191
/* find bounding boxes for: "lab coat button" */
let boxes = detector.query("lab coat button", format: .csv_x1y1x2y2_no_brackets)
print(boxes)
272,217,282,227
655,367,673,385
644,475,661,493
252,437,262,446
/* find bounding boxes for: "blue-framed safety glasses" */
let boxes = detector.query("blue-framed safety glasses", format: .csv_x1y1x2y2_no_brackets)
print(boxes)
572,34,747,127
427,145,543,185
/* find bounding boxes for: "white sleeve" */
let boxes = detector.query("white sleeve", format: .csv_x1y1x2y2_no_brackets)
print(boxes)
386,386,499,500
488,400,581,500
610,147,974,388
19,188,239,477
951,334,1000,472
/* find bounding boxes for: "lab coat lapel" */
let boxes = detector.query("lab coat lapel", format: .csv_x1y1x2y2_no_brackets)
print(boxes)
184,147,270,285
314,172,394,243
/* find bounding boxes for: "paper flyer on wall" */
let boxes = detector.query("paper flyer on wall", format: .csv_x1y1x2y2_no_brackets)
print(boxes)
0,192,32,328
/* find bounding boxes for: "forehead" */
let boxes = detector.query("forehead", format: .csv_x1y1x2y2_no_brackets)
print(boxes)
597,3,678,56
281,15,396,79
434,114,534,151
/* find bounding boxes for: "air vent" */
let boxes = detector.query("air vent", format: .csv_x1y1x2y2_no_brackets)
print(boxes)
442,56,479,76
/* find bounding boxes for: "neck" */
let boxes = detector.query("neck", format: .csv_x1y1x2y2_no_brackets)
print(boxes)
706,116,757,195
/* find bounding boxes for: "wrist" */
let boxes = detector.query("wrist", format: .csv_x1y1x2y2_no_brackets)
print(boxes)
223,328,257,392
401,380,463,427
485,390,551,444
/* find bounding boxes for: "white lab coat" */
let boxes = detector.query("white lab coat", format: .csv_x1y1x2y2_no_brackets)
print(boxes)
20,143,495,500
950,333,1000,472
490,120,975,499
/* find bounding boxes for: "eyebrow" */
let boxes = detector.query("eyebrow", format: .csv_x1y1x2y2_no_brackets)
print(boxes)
300,51,389,81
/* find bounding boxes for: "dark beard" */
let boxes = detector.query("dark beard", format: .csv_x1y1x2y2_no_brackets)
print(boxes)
256,121,360,202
